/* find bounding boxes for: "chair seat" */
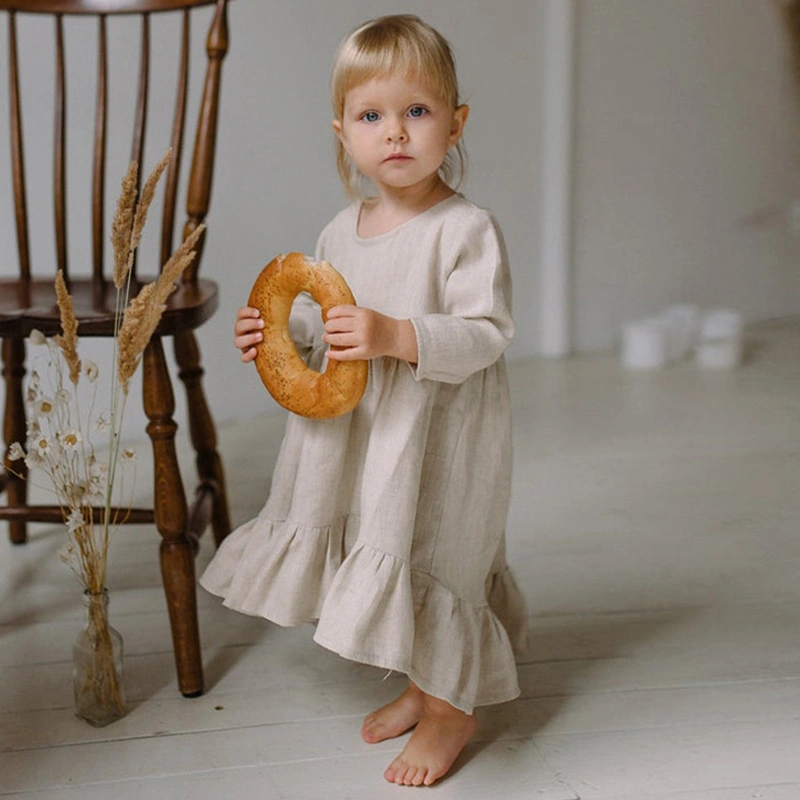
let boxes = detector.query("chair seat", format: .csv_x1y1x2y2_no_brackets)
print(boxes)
0,276,219,339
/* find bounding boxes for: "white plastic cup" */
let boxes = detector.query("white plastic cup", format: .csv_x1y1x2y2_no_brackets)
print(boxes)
696,338,743,369
622,318,668,370
696,309,744,369
660,304,700,362
700,309,744,341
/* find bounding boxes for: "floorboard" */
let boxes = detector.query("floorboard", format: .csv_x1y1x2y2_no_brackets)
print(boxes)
1,320,798,798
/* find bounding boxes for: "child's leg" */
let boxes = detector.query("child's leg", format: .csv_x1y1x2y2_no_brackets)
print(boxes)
383,689,477,787
361,679,425,743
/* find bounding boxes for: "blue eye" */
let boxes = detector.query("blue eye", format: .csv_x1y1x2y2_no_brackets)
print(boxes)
408,106,427,118
362,111,380,122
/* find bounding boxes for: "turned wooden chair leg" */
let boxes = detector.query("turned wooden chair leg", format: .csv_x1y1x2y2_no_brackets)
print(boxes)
143,336,204,697
174,329,231,547
2,339,28,545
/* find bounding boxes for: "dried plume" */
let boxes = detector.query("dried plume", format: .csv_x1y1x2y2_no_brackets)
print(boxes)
153,222,205,305
116,222,205,393
111,161,139,289
130,149,172,255
116,283,158,394
54,270,81,384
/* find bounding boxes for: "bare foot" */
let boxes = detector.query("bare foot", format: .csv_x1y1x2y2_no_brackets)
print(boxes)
362,682,425,744
383,692,477,787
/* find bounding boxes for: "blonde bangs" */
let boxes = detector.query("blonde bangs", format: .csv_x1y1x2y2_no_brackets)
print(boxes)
331,16,459,120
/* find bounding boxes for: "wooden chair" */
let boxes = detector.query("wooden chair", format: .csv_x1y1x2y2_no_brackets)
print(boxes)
0,0,233,697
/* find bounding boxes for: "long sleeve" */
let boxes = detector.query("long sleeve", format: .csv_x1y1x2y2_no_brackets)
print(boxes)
409,211,514,384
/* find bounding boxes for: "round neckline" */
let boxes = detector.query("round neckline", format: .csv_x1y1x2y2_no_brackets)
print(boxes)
354,193,463,243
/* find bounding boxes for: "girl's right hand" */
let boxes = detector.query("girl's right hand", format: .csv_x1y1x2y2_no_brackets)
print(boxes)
234,306,264,363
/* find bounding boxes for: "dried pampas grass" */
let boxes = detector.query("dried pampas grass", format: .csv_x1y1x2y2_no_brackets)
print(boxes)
55,270,81,384
117,221,205,393
111,161,138,290
108,147,208,393
130,149,171,256
110,148,172,292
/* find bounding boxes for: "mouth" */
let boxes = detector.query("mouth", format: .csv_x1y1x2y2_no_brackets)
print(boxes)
384,153,412,162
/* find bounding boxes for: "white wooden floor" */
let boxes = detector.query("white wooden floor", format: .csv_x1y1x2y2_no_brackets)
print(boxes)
2,319,799,799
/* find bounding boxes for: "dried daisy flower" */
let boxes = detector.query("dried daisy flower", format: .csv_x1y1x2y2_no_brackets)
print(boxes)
66,507,85,534
58,543,75,565
83,361,99,383
34,398,55,418
58,429,83,452
24,451,43,470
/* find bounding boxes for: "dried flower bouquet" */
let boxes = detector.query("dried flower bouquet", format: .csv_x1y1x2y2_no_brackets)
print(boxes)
8,149,205,724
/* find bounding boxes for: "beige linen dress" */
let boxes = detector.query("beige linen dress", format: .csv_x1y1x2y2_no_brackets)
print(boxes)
200,194,527,712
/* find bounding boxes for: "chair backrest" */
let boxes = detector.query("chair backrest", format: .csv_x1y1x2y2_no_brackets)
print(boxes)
1,0,230,287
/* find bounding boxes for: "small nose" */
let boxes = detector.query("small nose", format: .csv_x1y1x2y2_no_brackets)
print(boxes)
386,118,408,143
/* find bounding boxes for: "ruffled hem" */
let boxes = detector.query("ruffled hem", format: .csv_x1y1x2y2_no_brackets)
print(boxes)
486,567,529,656
201,521,526,713
199,515,351,626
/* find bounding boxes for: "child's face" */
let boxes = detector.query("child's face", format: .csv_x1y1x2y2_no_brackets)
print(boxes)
333,73,468,196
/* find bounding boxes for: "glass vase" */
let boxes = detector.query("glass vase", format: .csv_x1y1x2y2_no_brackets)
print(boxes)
72,589,127,727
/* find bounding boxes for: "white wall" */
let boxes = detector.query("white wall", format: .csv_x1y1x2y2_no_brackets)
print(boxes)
1,0,799,441
572,0,800,350
0,0,543,434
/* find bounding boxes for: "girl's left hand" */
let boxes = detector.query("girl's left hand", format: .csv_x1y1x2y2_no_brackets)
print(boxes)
323,305,418,364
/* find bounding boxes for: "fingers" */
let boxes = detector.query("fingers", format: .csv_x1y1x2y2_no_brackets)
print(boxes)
323,308,358,350
323,305,365,338
236,305,261,321
235,306,263,362
323,306,390,360
325,346,366,362
235,306,263,333
239,346,259,363
323,325,360,351
235,331,262,362
324,304,357,320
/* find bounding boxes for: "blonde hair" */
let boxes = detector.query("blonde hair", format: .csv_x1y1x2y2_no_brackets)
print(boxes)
331,14,467,197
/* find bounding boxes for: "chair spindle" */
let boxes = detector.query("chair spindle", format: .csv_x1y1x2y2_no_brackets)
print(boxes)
92,14,108,291
130,13,150,282
54,14,67,278
160,9,190,269
183,0,228,282
7,11,30,282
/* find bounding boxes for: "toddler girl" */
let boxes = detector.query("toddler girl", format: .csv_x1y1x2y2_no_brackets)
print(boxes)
201,14,527,787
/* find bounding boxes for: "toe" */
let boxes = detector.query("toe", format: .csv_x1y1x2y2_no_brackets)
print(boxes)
412,768,427,787
385,757,404,785
361,720,380,744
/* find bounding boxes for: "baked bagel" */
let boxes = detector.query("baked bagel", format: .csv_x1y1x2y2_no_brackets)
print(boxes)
248,252,368,419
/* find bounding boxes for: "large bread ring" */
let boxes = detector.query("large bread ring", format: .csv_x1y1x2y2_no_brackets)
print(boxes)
248,252,368,419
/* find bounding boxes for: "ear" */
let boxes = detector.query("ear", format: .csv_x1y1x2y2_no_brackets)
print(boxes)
448,104,469,147
332,119,350,154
